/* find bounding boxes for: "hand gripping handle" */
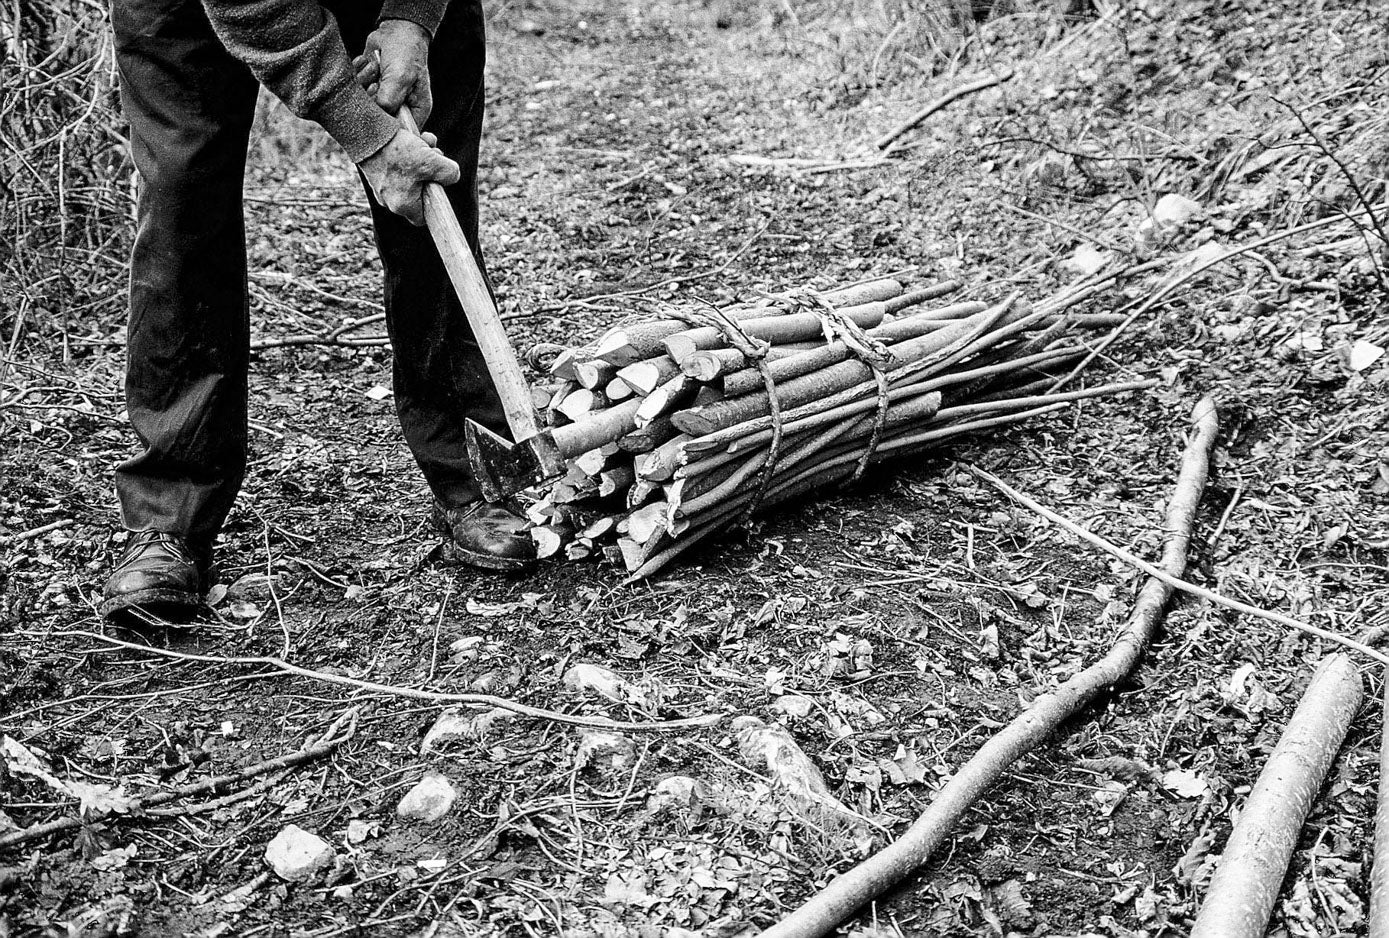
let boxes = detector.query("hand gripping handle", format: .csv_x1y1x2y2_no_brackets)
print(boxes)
397,105,546,446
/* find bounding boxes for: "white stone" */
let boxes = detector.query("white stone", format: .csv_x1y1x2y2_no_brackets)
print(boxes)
264,824,334,881
575,730,635,771
396,773,457,823
562,663,633,702
771,694,815,719
1152,193,1203,227
421,707,516,753
1063,243,1110,276
1347,339,1385,372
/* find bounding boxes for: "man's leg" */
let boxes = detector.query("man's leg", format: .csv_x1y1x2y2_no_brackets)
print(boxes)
339,1,533,570
107,0,259,610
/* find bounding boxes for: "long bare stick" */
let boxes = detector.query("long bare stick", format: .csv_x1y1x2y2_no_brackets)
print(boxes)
1189,654,1363,937
1372,679,1389,936
761,396,1219,938
875,69,1015,150
0,518,72,545
72,631,719,731
969,466,1389,667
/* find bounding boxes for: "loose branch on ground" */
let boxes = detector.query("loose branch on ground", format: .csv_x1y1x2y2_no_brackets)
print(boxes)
1372,679,1389,933
0,518,72,546
71,630,721,731
1049,200,1389,392
969,464,1389,668
0,709,358,849
250,312,387,351
1189,654,1363,938
760,396,1219,938
876,69,1015,151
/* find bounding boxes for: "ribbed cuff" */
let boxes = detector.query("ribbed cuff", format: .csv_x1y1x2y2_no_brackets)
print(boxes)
378,0,449,36
310,78,401,163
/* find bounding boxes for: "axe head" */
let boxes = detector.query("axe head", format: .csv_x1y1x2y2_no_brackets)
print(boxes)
465,420,566,502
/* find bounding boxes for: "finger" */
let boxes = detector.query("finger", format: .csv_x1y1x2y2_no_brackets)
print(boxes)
426,152,461,187
410,84,433,127
355,61,380,88
377,69,411,112
420,131,438,147
399,193,426,226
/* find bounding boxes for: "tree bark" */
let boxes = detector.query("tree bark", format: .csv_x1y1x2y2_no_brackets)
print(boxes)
1190,654,1364,938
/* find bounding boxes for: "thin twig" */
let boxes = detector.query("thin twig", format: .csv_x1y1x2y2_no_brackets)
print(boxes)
1272,95,1389,299
969,466,1389,667
0,710,358,849
877,69,1015,151
0,518,73,546
1048,201,1389,392
68,630,721,731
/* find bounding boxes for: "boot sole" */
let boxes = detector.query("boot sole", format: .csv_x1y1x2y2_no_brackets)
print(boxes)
437,541,537,573
100,587,203,620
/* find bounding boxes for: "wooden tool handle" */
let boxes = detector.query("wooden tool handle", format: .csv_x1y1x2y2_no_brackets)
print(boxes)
398,105,544,445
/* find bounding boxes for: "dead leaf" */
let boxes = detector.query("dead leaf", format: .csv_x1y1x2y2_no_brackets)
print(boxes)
1161,768,1210,799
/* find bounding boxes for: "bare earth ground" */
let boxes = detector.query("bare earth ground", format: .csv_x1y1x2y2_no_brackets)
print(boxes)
3,0,1389,935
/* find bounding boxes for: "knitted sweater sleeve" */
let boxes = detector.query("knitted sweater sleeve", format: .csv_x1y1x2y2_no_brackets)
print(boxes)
379,0,450,35
199,0,403,162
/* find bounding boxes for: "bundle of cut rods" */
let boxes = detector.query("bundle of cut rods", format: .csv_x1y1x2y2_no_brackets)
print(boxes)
521,275,1151,580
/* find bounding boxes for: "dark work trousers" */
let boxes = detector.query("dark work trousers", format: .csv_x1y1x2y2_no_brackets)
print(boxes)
111,0,504,552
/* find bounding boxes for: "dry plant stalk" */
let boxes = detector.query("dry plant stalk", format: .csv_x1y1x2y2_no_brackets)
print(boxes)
1189,654,1363,938
2,0,131,370
75,630,720,732
0,708,359,849
760,395,1219,938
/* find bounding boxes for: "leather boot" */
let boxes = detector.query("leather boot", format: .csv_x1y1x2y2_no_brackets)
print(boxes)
433,502,536,572
101,531,206,619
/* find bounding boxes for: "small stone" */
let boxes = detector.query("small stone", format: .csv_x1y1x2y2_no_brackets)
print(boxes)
574,730,635,772
562,663,634,702
396,773,457,823
345,819,379,844
646,775,701,818
771,695,815,719
1062,243,1110,276
264,824,334,882
1152,193,1203,227
421,707,516,753
419,709,470,753
226,572,279,602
